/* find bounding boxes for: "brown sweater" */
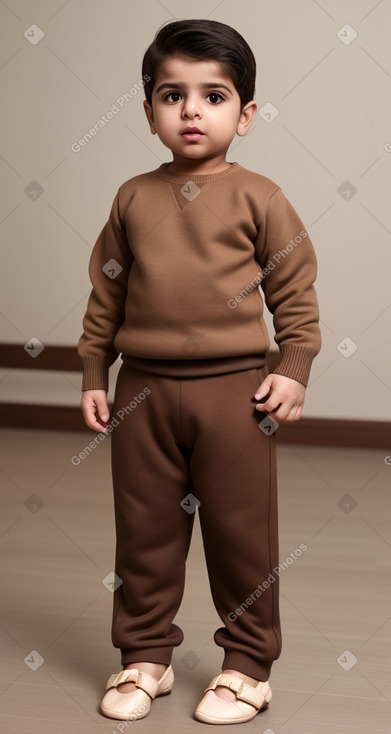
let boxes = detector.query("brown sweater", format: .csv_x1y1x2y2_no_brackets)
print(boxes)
78,162,321,391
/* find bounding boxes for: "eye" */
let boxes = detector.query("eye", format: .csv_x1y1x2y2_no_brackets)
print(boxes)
207,92,224,104
163,91,182,103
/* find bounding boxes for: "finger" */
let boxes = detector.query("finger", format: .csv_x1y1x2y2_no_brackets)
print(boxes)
82,399,108,433
94,395,110,423
89,417,106,432
279,405,302,425
93,412,109,433
255,399,269,411
293,405,303,422
254,376,272,400
255,400,281,414
267,404,291,424
84,407,105,432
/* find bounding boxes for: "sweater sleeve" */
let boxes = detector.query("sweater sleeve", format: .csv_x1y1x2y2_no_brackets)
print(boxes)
77,187,133,391
254,187,322,387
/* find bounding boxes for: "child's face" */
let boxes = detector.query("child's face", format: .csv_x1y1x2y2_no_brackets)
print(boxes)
144,55,256,166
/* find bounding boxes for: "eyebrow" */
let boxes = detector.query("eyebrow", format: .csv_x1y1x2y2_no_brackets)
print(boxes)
155,82,233,95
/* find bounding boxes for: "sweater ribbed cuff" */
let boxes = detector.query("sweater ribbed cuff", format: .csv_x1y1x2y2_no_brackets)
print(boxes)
81,357,110,392
271,343,319,387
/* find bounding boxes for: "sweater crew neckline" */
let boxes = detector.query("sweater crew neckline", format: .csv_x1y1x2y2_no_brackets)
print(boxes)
156,161,241,184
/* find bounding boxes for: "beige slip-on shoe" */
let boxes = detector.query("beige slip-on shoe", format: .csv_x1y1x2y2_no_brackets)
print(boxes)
194,672,272,724
100,665,174,720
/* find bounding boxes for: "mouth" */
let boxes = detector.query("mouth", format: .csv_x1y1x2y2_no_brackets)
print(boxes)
181,126,205,141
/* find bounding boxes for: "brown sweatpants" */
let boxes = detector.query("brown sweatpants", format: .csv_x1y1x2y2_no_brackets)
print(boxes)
110,360,281,681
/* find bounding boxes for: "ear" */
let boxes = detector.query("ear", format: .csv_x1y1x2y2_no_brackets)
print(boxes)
236,100,257,137
143,100,157,134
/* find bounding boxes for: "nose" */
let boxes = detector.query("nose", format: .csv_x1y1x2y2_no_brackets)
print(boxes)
181,95,201,119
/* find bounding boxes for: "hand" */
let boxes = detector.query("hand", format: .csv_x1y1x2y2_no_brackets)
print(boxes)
80,389,110,433
254,373,305,425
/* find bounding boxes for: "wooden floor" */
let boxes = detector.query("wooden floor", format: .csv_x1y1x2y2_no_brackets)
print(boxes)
0,427,390,733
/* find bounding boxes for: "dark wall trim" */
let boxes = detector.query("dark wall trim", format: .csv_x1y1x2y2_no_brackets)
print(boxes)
1,344,390,448
1,403,390,448
0,343,82,371
0,343,281,373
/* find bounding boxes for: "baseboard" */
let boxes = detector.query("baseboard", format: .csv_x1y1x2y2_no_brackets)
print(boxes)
1,344,390,447
1,403,389,448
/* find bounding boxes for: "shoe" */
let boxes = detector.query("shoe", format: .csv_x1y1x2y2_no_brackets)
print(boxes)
100,665,174,720
194,672,272,724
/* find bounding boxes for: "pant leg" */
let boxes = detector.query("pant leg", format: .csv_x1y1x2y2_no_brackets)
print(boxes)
110,363,195,666
179,365,281,681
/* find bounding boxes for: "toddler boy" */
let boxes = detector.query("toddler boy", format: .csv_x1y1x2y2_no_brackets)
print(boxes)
79,18,321,725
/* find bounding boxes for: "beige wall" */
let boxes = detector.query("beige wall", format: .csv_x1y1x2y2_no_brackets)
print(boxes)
1,0,390,420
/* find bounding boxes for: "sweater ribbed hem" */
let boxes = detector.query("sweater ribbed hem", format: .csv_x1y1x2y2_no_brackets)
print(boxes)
80,346,317,389
80,357,110,392
271,344,319,387
121,352,267,377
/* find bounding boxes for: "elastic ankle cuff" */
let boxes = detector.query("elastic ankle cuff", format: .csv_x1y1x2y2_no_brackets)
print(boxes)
222,651,272,681
121,647,173,667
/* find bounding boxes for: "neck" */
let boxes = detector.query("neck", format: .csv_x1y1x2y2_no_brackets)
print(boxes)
167,155,231,176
